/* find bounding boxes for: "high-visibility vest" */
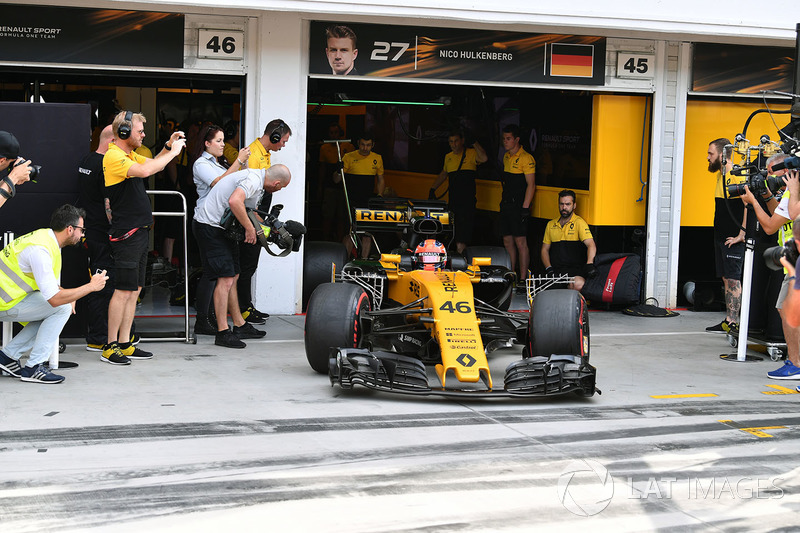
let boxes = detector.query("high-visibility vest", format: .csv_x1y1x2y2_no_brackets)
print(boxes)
779,191,794,246
0,228,61,311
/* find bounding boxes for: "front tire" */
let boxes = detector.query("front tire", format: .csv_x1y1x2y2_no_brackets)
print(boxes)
528,289,589,359
305,283,370,374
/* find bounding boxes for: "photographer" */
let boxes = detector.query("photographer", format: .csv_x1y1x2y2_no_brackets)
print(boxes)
0,131,33,209
741,159,800,380
101,111,186,365
193,164,291,348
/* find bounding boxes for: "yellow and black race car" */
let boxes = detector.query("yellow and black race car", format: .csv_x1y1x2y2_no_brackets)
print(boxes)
303,198,598,398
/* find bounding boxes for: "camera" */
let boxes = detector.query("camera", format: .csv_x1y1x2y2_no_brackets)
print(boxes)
763,239,799,271
11,158,41,182
241,204,306,256
725,168,784,198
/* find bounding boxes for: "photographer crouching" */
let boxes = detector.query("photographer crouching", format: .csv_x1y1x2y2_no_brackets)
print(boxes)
193,164,297,348
0,131,36,209
739,156,800,380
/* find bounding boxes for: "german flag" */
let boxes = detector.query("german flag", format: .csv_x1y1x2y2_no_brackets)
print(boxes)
550,43,594,78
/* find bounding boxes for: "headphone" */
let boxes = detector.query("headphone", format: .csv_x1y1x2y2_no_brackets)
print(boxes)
118,110,133,140
269,120,288,144
223,120,238,141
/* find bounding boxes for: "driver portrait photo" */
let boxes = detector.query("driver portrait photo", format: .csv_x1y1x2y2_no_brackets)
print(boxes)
325,25,359,76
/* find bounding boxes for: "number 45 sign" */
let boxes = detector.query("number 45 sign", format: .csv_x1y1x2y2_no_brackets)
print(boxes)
198,29,244,60
616,52,655,79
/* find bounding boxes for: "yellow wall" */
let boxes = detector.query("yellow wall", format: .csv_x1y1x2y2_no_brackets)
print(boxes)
586,94,651,226
386,93,653,226
681,100,791,226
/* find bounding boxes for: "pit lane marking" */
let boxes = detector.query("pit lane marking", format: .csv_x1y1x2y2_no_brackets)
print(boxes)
761,384,799,395
650,393,718,399
717,420,788,438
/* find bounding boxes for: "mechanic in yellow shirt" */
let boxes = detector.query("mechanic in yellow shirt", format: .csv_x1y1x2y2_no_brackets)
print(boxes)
499,124,536,283
337,131,384,258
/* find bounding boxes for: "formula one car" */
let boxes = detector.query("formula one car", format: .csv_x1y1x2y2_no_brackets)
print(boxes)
303,198,597,398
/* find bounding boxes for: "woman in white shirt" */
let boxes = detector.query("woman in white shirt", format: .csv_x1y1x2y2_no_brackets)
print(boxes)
191,124,250,336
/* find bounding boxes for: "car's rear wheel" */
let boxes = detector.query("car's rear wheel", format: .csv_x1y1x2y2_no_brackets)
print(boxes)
465,246,514,311
303,241,349,311
305,283,370,374
528,289,589,359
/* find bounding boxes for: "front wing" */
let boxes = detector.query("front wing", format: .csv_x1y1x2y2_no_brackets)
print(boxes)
329,349,598,398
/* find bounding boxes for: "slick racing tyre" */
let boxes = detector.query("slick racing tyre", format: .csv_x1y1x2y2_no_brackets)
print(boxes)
464,245,512,270
528,289,589,359
305,282,370,374
465,245,514,311
303,241,349,311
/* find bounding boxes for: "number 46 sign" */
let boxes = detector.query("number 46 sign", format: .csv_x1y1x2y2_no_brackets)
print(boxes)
616,52,655,79
198,29,244,60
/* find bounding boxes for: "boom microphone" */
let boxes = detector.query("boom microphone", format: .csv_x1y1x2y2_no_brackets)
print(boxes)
284,220,307,236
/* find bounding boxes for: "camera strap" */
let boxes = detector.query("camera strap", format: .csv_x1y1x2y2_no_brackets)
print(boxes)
1,175,16,199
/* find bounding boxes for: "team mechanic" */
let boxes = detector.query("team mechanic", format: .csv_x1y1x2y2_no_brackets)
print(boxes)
706,137,747,335
193,165,292,349
541,189,597,291
499,124,536,283
101,111,186,365
0,205,107,384
240,118,292,325
428,130,488,253
337,131,385,258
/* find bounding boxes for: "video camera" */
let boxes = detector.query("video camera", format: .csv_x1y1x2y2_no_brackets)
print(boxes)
725,166,784,198
221,203,306,257
253,204,306,255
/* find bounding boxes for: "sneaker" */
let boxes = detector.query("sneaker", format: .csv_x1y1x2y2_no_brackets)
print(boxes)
215,328,246,349
119,342,153,360
706,320,729,333
130,333,141,345
767,360,800,380
233,322,267,339
20,363,64,384
0,350,21,378
242,305,267,325
100,343,131,365
194,317,218,336
723,322,740,336
86,343,104,352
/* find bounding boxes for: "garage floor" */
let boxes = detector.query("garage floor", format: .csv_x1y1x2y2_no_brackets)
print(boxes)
1,302,798,532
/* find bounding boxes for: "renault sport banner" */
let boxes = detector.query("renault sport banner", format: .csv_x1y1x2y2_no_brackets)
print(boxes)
0,4,184,68
309,21,606,86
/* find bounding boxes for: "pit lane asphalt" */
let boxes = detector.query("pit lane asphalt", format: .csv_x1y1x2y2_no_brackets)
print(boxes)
1,307,798,532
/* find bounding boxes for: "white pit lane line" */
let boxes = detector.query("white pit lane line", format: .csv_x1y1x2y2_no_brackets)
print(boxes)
592,331,712,337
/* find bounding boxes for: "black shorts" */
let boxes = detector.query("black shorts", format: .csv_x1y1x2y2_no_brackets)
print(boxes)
714,237,744,280
110,227,149,291
499,202,527,237
193,219,240,279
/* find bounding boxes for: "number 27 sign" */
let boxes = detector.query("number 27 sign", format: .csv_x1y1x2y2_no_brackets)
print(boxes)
198,29,244,60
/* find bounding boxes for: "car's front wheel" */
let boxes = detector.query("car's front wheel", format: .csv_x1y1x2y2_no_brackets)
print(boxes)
305,283,370,374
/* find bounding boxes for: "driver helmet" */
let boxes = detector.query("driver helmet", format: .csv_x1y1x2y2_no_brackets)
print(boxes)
414,239,447,271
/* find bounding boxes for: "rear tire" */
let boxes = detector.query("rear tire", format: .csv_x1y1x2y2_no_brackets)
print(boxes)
305,283,370,374
465,246,514,311
464,246,511,270
528,289,589,359
303,241,349,311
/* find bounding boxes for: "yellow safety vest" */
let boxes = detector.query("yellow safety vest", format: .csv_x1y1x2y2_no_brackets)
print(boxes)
0,228,61,311
779,191,794,246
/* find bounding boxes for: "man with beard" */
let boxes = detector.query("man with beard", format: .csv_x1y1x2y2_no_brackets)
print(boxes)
540,189,596,291
0,205,108,384
706,138,747,334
